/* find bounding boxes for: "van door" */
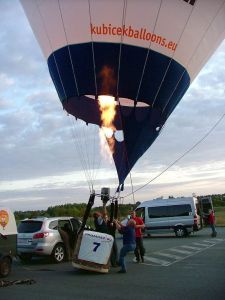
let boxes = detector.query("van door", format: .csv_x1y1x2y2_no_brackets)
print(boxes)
165,204,193,233
146,206,172,234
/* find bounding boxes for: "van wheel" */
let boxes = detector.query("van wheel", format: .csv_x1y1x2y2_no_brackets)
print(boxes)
52,243,65,263
0,257,11,277
175,226,187,238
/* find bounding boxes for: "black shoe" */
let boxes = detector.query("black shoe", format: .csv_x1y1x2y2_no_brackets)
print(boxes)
117,269,126,273
135,257,140,263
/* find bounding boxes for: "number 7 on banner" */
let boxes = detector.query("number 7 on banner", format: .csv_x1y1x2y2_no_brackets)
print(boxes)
93,242,101,252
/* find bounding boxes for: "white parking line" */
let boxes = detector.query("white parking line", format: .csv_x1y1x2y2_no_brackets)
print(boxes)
156,252,182,260
141,239,225,267
169,248,192,255
180,245,202,251
212,238,223,242
193,242,213,247
202,240,217,245
144,256,170,266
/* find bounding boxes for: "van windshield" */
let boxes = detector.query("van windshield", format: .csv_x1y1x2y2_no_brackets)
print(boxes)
18,221,43,233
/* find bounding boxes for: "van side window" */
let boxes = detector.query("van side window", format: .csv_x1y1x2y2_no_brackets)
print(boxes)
148,204,192,218
148,206,167,218
169,205,191,217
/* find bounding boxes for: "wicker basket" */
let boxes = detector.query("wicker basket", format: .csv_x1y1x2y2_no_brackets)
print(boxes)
72,230,114,273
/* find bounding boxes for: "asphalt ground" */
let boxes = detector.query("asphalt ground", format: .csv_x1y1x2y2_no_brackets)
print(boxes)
1,227,225,300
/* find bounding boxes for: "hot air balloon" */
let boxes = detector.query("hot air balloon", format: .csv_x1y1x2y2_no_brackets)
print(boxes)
20,0,225,191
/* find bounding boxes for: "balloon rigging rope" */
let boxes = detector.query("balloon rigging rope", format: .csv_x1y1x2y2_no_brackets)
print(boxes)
161,0,225,115
38,0,100,191
116,0,127,96
58,0,102,190
115,0,136,203
69,117,92,193
123,111,225,199
125,0,189,201
35,1,94,187
58,0,94,189
152,3,195,109
135,0,163,102
121,0,193,202
88,0,98,96
125,0,219,200
58,0,79,96
87,1,102,184
126,0,163,204
35,1,67,101
36,0,90,186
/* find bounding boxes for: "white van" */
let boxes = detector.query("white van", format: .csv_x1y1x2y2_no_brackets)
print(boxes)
0,207,17,277
135,197,201,237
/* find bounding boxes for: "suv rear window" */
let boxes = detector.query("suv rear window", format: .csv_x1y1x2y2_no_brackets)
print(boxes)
18,221,43,233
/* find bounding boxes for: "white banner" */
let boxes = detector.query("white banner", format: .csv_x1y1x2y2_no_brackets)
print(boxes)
78,230,114,265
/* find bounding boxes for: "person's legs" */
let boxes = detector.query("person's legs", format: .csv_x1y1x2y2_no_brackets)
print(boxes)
210,224,217,237
134,241,140,262
110,239,118,267
118,244,135,273
139,237,145,262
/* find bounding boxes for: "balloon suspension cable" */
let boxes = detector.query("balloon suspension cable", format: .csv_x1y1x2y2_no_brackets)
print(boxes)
123,110,225,199
115,4,136,197
88,0,98,96
59,0,100,190
151,3,195,109
128,171,135,205
123,2,222,200
116,0,127,96
116,101,135,203
161,1,224,115
135,0,163,102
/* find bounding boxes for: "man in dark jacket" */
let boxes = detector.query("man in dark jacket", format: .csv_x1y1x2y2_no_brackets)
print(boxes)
114,219,136,273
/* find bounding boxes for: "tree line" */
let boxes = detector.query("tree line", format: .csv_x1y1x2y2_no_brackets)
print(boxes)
14,202,136,224
14,193,225,223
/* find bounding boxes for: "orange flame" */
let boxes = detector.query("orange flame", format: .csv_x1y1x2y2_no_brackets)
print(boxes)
98,95,116,160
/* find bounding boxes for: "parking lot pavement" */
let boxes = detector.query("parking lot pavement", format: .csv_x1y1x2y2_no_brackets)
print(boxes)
1,227,225,300
139,237,225,266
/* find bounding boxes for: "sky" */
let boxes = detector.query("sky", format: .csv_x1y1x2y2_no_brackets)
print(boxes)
0,1,225,212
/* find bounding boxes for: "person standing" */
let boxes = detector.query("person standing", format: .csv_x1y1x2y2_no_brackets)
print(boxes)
93,203,118,267
93,202,108,234
130,210,145,263
114,218,136,273
208,209,217,237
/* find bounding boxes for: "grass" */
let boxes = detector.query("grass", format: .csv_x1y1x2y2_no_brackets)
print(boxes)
215,206,225,226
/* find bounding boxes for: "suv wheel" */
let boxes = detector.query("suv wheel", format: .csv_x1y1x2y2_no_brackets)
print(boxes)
0,257,11,277
174,226,187,237
52,243,65,263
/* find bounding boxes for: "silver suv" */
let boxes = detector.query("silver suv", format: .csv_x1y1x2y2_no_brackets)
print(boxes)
17,216,81,263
